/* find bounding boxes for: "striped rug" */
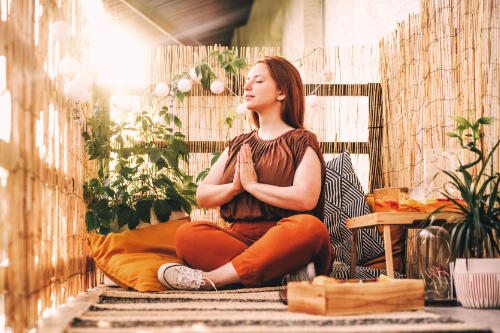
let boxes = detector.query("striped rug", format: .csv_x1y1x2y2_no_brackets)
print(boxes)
65,286,491,333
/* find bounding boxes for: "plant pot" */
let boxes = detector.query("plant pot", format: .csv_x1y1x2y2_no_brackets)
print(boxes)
453,258,500,309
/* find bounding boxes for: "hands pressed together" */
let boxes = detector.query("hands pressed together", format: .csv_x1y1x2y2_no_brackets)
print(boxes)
232,143,258,195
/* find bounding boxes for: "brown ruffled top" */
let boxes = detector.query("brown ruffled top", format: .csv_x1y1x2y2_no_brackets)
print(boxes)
220,128,326,222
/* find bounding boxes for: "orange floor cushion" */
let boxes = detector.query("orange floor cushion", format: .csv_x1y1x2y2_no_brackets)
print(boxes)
88,219,189,292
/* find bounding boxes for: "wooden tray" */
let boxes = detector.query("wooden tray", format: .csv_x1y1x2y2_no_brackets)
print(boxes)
287,279,425,316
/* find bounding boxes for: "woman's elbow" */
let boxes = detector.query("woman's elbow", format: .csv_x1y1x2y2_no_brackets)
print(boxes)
298,191,320,211
196,188,208,208
295,197,318,211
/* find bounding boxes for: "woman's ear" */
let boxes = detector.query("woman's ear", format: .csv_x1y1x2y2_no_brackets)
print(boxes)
277,91,285,101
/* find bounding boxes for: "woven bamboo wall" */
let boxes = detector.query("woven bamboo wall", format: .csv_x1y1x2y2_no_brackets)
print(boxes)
149,46,382,224
0,1,97,332
379,0,500,189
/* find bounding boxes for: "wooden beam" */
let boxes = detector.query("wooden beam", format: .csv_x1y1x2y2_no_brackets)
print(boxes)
368,83,383,192
186,141,369,154
118,0,184,45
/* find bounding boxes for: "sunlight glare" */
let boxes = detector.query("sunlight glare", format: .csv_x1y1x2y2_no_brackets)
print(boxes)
0,166,7,188
82,0,148,91
0,91,11,143
0,56,8,143
0,55,5,91
110,95,141,124
1,0,8,22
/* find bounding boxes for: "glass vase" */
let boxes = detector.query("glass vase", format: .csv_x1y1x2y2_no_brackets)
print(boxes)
417,226,451,300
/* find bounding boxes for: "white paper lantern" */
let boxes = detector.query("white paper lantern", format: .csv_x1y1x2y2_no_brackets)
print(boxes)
306,94,319,108
51,21,72,42
210,80,225,94
59,56,80,77
237,103,250,116
74,72,93,88
64,80,91,103
189,68,202,81
177,78,192,93
154,82,170,97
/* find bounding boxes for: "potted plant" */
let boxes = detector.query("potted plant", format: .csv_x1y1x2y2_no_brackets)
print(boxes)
425,114,500,308
82,103,197,234
82,50,247,234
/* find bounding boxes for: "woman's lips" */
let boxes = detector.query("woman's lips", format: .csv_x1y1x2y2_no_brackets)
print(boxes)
245,95,254,100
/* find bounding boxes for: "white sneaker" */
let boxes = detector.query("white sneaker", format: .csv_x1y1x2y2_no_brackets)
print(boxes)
283,262,316,285
157,263,217,291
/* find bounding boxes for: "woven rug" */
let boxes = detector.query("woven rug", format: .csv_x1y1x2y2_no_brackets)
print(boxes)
64,286,492,333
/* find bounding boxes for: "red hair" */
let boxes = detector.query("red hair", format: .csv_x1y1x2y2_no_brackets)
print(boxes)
251,56,305,129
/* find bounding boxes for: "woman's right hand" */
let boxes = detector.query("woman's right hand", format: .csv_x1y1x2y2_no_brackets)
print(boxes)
232,154,244,195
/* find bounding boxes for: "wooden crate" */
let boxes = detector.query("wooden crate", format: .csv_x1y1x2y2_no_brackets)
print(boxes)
287,279,424,316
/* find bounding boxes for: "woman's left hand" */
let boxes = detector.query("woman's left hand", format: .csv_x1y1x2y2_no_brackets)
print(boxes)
238,143,258,190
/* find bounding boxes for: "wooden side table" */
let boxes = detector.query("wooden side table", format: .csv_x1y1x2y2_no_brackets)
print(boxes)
346,212,459,278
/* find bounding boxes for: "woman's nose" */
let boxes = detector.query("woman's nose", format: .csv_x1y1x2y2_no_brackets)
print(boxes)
244,81,251,91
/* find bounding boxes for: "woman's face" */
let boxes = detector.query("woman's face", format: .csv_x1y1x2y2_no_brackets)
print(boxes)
244,63,284,111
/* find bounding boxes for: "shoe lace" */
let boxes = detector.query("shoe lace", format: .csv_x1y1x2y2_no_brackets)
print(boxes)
175,266,217,291
282,263,315,285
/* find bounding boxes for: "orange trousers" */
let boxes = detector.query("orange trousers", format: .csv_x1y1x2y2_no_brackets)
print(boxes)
175,214,332,287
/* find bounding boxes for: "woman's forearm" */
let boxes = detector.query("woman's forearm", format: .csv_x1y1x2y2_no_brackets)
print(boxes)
244,182,318,212
196,183,240,208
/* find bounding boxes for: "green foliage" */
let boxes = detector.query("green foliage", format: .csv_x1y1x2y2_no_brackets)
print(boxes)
424,116,500,258
82,49,247,235
82,106,198,235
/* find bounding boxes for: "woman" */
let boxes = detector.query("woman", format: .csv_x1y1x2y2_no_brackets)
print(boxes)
158,56,332,290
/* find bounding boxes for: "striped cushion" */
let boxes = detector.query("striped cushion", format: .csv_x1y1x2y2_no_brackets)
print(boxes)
323,151,386,279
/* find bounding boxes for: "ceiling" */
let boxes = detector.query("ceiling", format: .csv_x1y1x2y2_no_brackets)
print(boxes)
102,0,254,46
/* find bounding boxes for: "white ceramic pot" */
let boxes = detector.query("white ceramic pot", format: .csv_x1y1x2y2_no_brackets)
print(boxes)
453,258,500,309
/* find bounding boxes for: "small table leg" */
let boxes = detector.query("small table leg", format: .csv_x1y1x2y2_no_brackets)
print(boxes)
350,231,357,279
383,225,394,278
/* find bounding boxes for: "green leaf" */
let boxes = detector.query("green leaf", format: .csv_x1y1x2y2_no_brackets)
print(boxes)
445,132,458,138
210,151,222,165
154,199,172,222
82,132,91,141
155,157,167,170
85,211,96,232
104,187,115,197
451,116,472,128
135,199,153,223
478,117,494,124
196,168,209,183
152,176,173,188
174,116,182,128
149,150,162,163
89,178,100,187
116,205,139,229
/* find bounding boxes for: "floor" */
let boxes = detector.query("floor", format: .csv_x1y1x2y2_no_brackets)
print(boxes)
427,306,500,333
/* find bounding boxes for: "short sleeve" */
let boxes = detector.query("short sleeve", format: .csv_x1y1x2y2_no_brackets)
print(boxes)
292,130,323,168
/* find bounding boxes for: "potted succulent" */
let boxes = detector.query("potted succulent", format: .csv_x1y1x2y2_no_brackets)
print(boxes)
425,115,500,308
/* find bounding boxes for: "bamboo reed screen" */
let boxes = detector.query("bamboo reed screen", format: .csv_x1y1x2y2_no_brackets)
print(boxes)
148,46,383,225
379,0,500,190
0,1,97,332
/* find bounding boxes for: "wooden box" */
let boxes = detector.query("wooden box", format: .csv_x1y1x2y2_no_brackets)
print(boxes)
287,279,425,316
